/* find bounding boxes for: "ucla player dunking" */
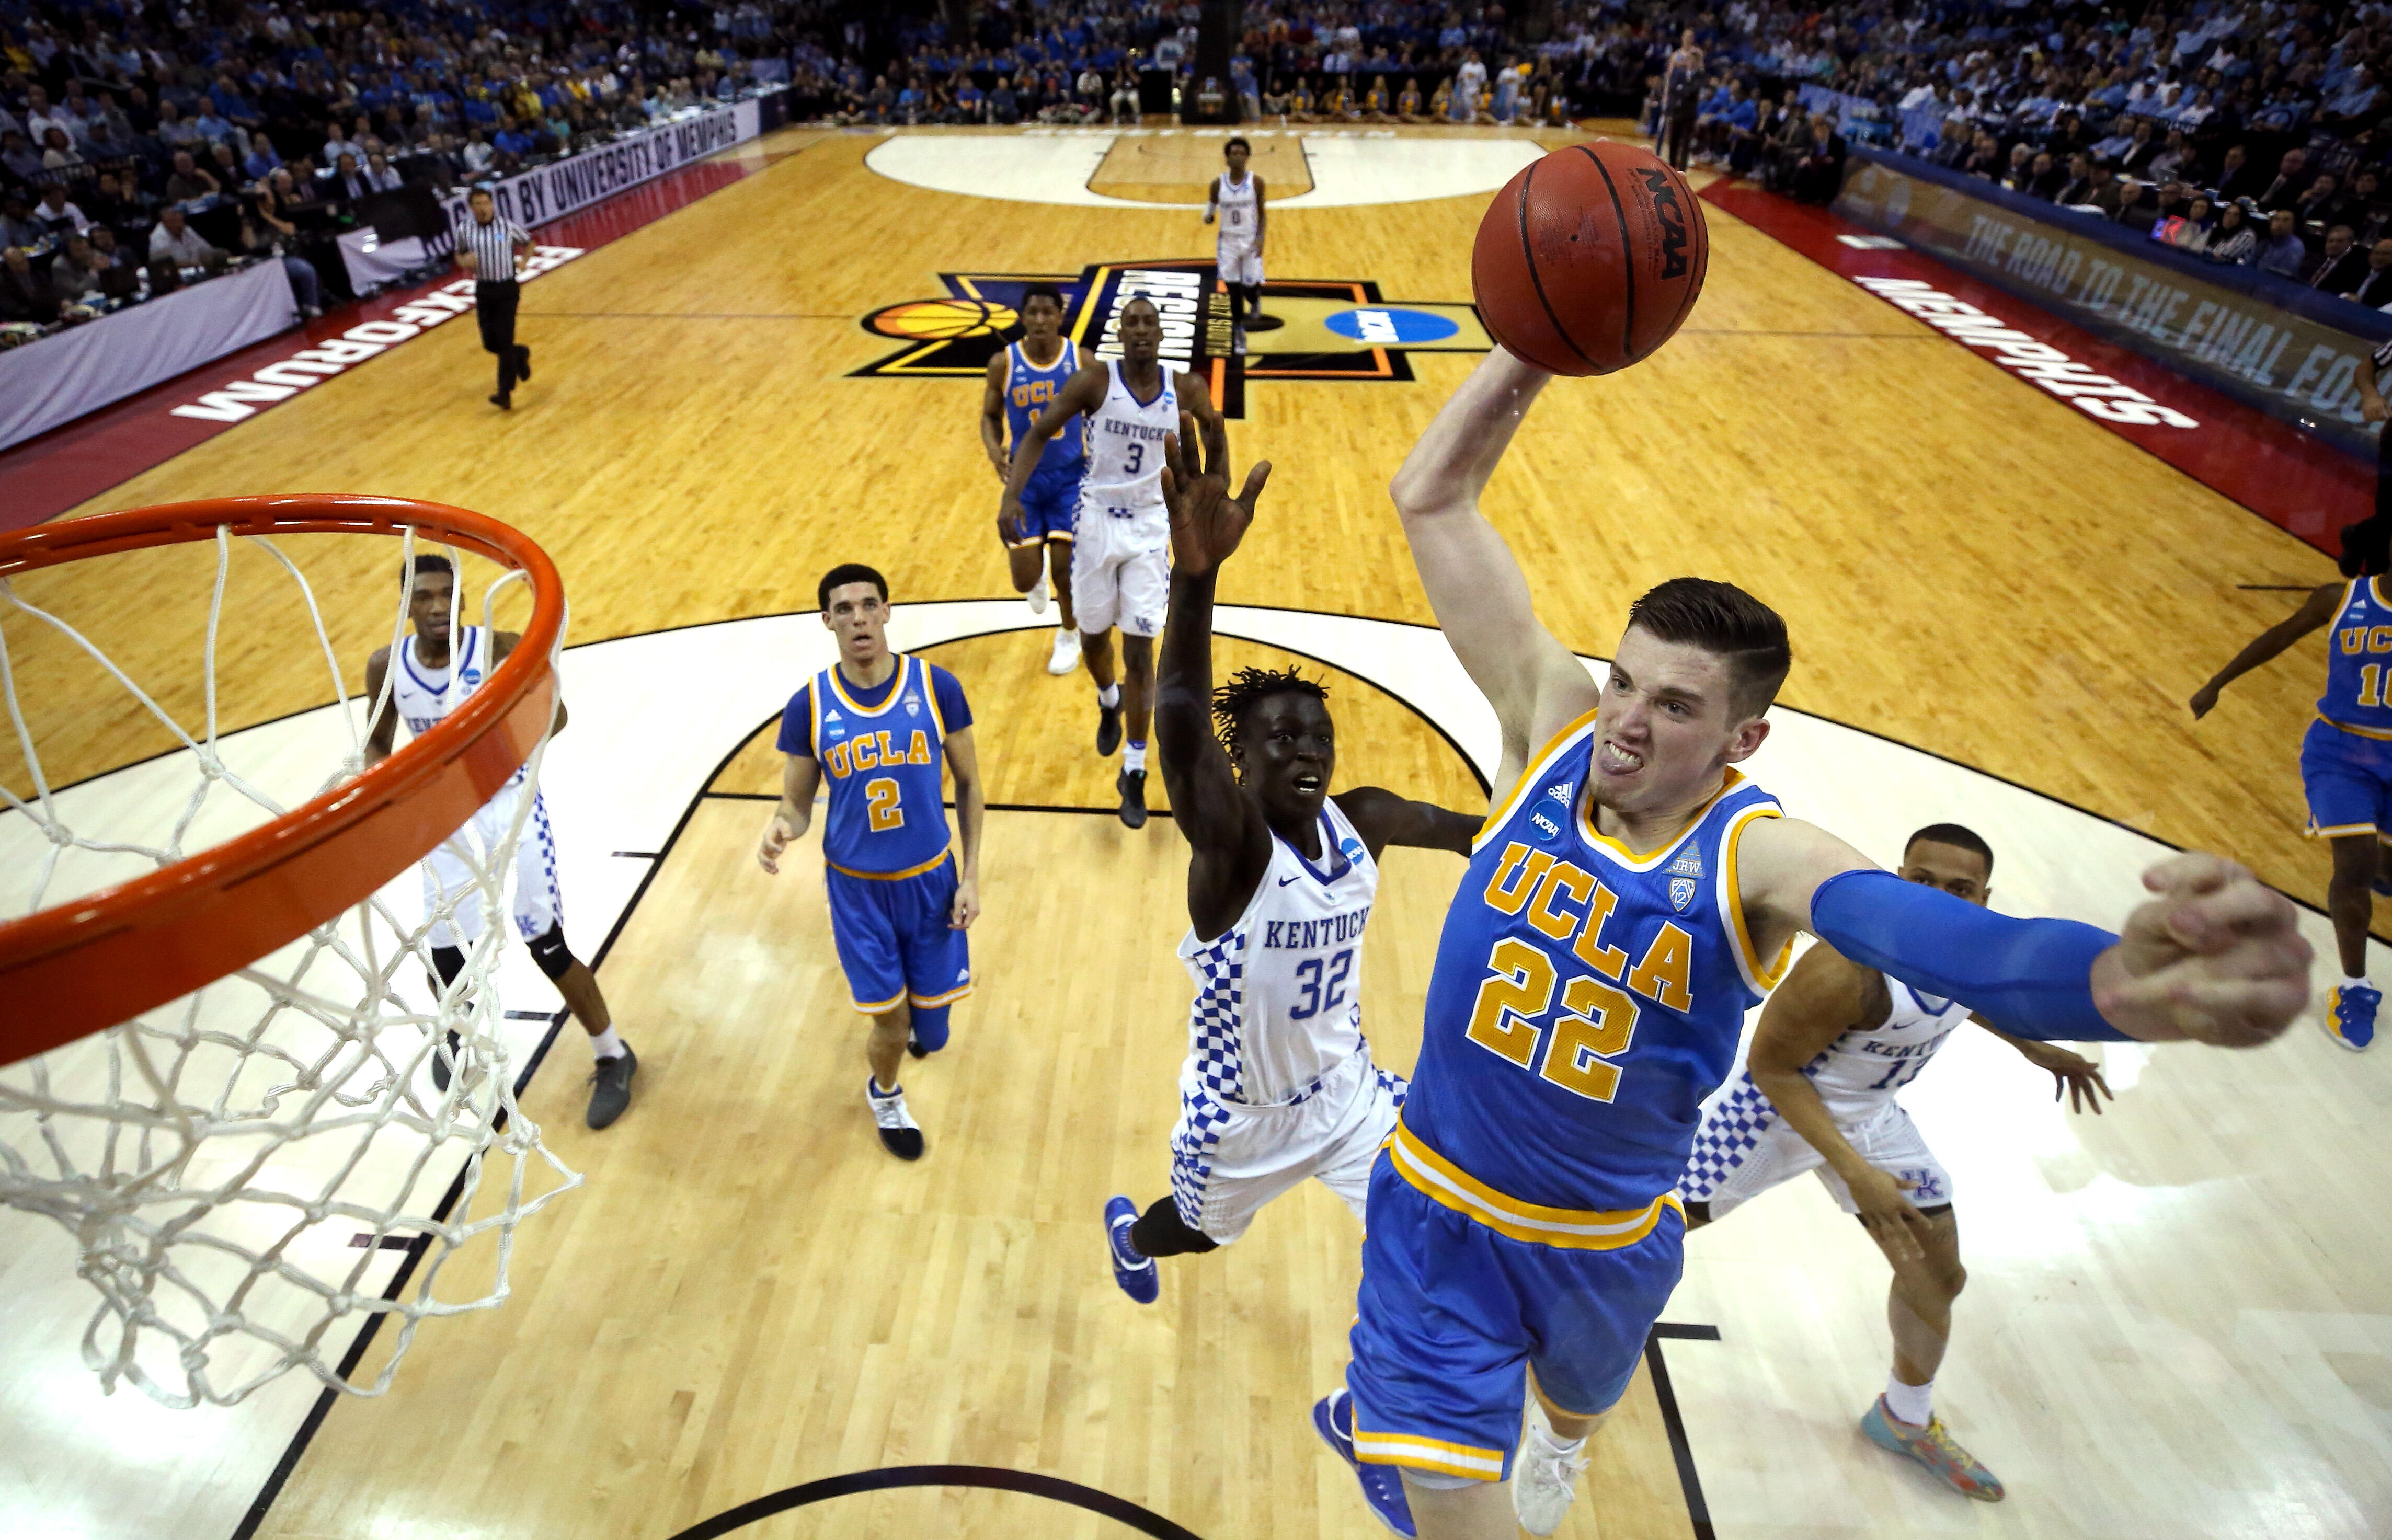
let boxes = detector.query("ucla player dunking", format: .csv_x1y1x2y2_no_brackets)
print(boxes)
981,282,1085,676
758,565,986,1160
2191,504,2392,1051
1315,349,2310,1540
1204,138,1267,353
1003,296,1222,828
1101,416,1477,1304
1678,823,2110,1504
363,556,637,1131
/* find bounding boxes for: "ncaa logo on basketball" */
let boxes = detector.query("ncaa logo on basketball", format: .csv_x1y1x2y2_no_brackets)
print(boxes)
1635,167,1692,281
851,259,1492,420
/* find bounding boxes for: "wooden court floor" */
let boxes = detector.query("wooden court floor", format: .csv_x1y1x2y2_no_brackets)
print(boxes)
3,123,2387,1540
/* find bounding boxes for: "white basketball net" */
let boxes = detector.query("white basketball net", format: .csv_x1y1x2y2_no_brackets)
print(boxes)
0,524,580,1408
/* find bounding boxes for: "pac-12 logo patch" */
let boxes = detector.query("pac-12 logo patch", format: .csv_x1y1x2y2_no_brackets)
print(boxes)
905,694,921,717
1668,877,1697,912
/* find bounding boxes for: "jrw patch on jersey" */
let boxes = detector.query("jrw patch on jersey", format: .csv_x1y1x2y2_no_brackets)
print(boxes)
1666,847,1704,913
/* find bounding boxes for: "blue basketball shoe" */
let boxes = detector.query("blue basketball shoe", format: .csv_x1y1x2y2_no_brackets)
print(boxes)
1104,1196,1158,1303
1311,1387,1417,1537
2326,982,2378,1051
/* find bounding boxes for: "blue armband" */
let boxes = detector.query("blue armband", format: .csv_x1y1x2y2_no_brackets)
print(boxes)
1810,870,2130,1043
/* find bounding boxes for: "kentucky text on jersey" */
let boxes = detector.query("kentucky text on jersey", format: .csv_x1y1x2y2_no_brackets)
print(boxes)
1263,906,1372,949
1098,416,1170,443
1400,711,1787,1237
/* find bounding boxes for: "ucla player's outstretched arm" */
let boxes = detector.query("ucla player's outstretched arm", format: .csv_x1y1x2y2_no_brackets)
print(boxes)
1157,414,1277,937
1000,363,1109,536
1734,817,2313,1048
2187,582,2340,718
1390,348,1599,790
757,748,823,875
979,351,1016,479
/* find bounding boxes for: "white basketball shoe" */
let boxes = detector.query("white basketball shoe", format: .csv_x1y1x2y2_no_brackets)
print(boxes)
1047,627,1081,675
1511,1395,1589,1536
1026,572,1050,615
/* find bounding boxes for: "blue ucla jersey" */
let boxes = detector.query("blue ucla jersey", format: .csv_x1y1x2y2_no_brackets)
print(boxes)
802,656,960,878
1005,337,1085,478
1399,711,1790,1220
2319,577,2392,737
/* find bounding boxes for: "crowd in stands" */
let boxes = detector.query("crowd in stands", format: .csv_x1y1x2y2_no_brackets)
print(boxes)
0,0,791,346
13,0,2392,350
1641,0,2392,308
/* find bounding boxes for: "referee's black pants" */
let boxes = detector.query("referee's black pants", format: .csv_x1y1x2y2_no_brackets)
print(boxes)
476,278,522,395
1663,108,1698,170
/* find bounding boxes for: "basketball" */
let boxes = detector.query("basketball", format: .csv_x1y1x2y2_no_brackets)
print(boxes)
1470,142,1709,376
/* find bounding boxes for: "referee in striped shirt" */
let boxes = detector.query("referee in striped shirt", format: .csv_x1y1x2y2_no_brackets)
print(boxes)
457,186,535,410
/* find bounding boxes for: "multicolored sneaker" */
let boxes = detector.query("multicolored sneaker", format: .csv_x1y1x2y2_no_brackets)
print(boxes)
1311,1388,1417,1537
1104,1196,1158,1303
2326,982,2379,1051
1860,1396,2004,1501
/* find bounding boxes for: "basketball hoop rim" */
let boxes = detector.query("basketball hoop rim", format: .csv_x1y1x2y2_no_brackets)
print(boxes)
0,495,564,1067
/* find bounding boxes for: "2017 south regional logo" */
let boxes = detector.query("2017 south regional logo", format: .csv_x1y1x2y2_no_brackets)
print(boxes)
852,258,1490,418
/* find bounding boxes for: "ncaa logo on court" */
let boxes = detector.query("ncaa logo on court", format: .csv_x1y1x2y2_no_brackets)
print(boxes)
851,259,1492,420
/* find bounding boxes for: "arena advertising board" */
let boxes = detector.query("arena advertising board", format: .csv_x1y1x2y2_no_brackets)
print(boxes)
1835,153,2389,458
433,98,764,238
852,258,1491,418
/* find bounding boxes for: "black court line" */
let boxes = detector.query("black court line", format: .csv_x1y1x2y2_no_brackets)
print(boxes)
612,849,663,859
667,1465,1207,1540
1644,1325,1721,1540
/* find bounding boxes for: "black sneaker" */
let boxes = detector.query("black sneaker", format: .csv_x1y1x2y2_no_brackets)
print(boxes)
431,1029,463,1093
586,1045,637,1130
1096,698,1123,756
1117,767,1148,829
489,391,511,410
514,344,532,381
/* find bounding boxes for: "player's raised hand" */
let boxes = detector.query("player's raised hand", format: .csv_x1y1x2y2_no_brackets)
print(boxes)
2091,853,2313,1047
1162,410,1270,578
757,812,798,875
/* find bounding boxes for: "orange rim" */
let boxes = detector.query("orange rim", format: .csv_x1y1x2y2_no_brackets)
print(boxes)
0,495,564,1065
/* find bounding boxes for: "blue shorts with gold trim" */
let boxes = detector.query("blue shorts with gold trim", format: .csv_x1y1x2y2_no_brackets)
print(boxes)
825,855,971,1014
1346,1134,1684,1482
1010,462,1083,547
2302,717,2392,838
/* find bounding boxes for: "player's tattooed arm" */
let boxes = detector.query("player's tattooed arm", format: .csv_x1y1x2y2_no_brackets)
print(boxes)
1002,364,1109,530
1160,410,1276,939
1744,946,1939,1263
1330,786,1480,860
2188,582,2341,719
980,352,1014,479
1389,349,1597,792
758,751,822,875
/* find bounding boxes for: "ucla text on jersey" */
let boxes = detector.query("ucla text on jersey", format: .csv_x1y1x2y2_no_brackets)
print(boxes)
2322,576,2392,738
1005,338,1084,475
809,656,956,879
1400,711,1788,1233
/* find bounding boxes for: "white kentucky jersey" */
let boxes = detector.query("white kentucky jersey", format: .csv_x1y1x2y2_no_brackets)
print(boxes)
387,626,530,786
1214,171,1259,246
1080,357,1175,520
1805,973,1972,1123
1177,799,1380,1108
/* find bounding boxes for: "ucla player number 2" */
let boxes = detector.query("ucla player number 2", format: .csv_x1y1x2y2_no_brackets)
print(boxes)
1463,937,1642,1103
865,777,905,831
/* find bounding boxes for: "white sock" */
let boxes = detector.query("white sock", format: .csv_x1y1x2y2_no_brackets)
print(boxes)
870,1076,901,1098
2344,975,2371,993
1528,1416,1586,1457
1125,739,1148,772
1097,682,1121,708
1884,1375,1933,1427
588,1025,624,1060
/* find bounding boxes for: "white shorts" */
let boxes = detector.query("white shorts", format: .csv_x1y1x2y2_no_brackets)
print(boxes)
421,778,562,949
1071,498,1169,639
1218,242,1264,287
1676,1074,1953,1217
1170,1044,1406,1243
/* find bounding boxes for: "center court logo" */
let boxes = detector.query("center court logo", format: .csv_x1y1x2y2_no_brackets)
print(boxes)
851,259,1492,419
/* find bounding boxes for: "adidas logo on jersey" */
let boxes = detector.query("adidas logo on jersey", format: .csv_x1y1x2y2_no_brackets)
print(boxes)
824,708,842,722
1544,782,1574,807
